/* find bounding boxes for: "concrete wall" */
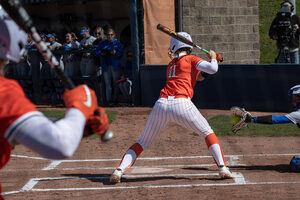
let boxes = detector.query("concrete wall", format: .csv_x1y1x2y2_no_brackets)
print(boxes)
182,0,260,64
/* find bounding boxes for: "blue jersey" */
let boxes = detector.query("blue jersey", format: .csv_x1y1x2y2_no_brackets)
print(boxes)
94,38,123,71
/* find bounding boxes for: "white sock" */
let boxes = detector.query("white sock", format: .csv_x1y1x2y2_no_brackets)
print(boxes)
118,149,137,172
209,144,225,167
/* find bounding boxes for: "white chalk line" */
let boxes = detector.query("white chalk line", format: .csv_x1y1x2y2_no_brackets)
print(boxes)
12,153,300,162
7,172,300,194
1,163,246,172
3,153,298,196
2,172,244,195
43,160,62,170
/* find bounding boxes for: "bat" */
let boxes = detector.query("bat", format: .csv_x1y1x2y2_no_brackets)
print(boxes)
157,24,223,62
1,0,75,89
1,0,114,142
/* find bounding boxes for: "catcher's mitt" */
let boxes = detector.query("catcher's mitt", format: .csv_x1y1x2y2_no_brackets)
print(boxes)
230,106,252,133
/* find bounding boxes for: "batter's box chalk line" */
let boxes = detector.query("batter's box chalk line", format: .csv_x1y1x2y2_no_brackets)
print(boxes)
3,172,245,195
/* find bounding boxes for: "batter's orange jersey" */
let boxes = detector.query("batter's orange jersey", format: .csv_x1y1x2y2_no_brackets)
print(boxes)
0,77,37,170
160,55,203,98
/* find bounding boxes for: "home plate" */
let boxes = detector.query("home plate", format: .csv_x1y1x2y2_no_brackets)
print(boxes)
128,167,173,174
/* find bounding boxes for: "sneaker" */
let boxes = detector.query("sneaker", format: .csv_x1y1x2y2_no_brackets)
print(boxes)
110,168,123,183
218,166,234,179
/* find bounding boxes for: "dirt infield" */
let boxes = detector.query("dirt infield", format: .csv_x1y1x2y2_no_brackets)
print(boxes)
1,107,300,200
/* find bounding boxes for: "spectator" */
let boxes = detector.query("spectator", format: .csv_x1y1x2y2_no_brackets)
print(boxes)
47,33,62,50
93,26,105,47
40,33,50,46
79,26,96,76
93,26,105,75
63,32,80,77
269,0,300,63
93,26,106,104
118,50,133,106
45,33,64,103
15,34,35,99
95,28,123,106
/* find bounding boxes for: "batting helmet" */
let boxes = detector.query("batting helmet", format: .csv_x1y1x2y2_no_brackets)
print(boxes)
0,7,27,63
169,32,193,54
288,85,300,96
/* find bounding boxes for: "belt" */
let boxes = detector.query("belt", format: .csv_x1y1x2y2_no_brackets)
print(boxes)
160,94,190,100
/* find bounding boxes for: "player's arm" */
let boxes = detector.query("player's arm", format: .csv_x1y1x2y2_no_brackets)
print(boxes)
9,108,86,159
6,85,104,159
250,115,292,124
195,50,218,75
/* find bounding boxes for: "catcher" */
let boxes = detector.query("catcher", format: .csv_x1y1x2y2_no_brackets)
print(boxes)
0,8,110,199
231,84,300,171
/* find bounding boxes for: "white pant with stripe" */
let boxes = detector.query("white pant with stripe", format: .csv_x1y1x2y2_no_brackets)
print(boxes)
137,97,213,150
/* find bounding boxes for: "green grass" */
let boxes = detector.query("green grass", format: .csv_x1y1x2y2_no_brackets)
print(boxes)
205,115,300,136
40,109,118,139
40,110,118,123
259,0,300,63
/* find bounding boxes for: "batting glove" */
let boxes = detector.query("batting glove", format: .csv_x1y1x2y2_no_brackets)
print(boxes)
63,85,98,120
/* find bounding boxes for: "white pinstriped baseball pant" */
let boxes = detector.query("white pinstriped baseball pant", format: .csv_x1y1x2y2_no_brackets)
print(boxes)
117,96,226,172
137,96,213,149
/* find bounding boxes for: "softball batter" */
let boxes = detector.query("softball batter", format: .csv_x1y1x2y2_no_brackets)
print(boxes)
110,32,234,183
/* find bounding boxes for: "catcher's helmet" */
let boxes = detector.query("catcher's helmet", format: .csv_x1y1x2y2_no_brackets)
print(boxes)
290,156,300,172
169,32,193,54
289,85,300,96
0,7,27,63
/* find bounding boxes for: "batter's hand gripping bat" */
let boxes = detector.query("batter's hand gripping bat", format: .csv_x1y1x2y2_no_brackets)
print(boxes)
1,0,113,142
157,24,223,62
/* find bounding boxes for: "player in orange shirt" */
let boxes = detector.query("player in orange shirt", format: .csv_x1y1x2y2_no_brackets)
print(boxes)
110,32,234,183
0,8,109,199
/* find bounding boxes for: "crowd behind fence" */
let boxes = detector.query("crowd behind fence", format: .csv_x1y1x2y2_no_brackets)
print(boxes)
5,43,133,107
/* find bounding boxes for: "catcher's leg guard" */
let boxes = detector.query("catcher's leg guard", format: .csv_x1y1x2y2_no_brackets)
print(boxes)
205,133,226,167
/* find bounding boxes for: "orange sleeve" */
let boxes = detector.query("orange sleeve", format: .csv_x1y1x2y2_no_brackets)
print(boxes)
0,78,37,137
190,55,203,70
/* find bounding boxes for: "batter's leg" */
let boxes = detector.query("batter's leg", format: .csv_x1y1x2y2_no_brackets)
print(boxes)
171,98,233,179
110,99,169,183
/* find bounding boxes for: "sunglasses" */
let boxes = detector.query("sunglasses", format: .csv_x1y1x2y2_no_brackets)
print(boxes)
95,32,102,35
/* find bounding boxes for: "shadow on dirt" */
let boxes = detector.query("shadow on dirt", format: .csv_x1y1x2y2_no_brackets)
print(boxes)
230,164,298,173
62,173,193,185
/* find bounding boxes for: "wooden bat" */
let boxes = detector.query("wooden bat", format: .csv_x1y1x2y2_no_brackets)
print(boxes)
157,24,223,62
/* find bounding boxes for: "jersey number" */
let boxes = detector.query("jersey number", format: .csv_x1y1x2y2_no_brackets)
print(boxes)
168,65,176,78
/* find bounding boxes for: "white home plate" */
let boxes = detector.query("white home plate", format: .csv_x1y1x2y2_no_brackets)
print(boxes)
128,167,173,174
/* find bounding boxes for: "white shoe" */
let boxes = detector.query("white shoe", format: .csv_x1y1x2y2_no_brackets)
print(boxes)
219,166,234,179
110,168,123,183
